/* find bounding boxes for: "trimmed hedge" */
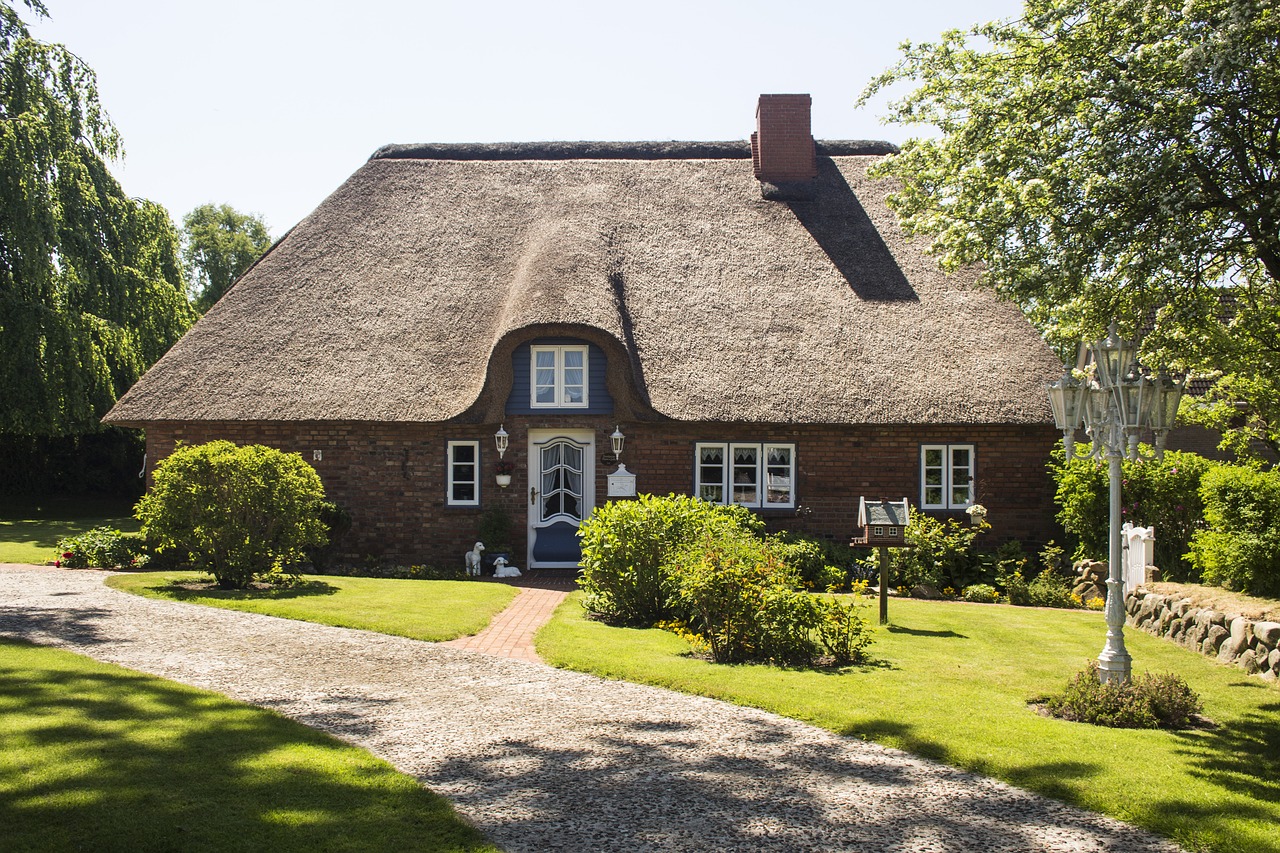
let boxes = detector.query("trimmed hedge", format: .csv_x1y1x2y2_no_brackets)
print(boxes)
136,441,328,589
1188,465,1280,597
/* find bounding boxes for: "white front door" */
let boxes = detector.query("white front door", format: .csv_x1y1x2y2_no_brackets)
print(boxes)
527,429,595,569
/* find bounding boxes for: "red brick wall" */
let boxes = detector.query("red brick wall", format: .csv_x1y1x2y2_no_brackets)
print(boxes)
142,419,1059,568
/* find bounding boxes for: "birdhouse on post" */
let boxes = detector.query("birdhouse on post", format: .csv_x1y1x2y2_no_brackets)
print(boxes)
851,497,911,626
851,497,910,547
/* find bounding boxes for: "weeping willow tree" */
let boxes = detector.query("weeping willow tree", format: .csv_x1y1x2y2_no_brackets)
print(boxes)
0,0,193,440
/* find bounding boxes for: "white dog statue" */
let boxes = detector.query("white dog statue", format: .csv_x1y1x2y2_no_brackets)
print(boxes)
464,542,485,576
492,556,521,578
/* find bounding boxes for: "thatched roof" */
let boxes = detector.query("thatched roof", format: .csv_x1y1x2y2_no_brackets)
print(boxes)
105,142,1062,427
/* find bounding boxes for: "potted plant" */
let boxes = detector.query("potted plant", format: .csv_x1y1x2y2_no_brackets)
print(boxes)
495,459,515,488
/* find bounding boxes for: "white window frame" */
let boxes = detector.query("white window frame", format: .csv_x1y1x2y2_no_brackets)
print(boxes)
694,441,796,509
530,345,589,409
920,443,975,510
447,440,480,507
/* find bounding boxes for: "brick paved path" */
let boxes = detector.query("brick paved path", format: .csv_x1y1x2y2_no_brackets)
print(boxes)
443,585,568,662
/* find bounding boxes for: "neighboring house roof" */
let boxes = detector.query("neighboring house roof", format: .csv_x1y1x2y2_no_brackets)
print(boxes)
105,140,1062,427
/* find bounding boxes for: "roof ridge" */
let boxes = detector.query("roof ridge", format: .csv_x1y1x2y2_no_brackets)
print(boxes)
370,140,898,162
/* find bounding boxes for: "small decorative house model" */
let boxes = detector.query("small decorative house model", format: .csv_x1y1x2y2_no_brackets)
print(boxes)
852,497,910,547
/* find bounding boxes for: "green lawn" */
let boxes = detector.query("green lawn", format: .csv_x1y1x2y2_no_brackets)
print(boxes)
108,572,520,642
537,594,1280,853
0,496,139,565
0,638,496,853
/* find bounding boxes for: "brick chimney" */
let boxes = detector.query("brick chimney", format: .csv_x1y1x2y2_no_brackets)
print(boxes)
751,94,817,186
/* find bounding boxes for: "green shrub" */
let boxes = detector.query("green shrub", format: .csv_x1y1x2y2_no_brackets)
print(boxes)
477,504,513,551
56,526,143,570
1051,446,1218,581
767,532,846,591
1039,540,1067,576
1003,571,1029,605
577,494,763,626
813,595,875,665
892,510,990,591
1026,569,1080,608
668,532,821,664
1188,465,1280,596
962,583,1000,603
797,536,877,585
1043,663,1203,729
308,501,353,571
136,441,328,590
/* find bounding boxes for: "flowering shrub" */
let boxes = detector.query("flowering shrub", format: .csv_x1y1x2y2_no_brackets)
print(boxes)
669,533,814,664
55,527,143,570
815,595,874,665
1042,662,1203,729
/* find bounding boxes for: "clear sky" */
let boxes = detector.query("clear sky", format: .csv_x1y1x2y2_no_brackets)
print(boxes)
29,0,1023,238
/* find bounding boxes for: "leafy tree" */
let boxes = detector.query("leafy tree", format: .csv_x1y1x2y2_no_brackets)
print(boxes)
181,203,272,313
861,0,1280,460
0,0,194,437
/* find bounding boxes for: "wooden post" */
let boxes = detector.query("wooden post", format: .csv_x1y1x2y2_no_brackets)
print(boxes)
878,546,889,625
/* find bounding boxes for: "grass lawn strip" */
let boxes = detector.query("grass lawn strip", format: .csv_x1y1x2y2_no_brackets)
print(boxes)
107,572,519,642
0,499,138,563
537,593,1280,853
0,638,497,853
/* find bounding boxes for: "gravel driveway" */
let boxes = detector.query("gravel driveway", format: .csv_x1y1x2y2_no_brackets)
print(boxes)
0,565,1183,853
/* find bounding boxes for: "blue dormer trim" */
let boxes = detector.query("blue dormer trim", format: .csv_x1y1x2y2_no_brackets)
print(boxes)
507,338,613,415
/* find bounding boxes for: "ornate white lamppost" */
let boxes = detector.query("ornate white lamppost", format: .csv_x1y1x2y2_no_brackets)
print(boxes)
1046,323,1184,683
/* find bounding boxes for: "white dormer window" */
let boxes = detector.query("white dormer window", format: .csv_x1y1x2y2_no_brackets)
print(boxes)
531,345,588,408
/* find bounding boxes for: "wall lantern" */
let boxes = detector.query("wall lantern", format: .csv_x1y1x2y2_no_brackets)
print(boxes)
611,425,625,459
494,424,509,460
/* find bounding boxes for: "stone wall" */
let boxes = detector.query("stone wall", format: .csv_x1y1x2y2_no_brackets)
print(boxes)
1125,589,1280,681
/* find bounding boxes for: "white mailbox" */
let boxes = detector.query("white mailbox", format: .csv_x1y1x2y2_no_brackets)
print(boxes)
607,463,637,498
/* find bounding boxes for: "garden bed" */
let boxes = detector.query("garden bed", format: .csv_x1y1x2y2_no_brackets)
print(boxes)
1145,582,1280,622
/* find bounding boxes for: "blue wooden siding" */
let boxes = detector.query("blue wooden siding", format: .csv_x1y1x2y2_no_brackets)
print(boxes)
506,338,613,415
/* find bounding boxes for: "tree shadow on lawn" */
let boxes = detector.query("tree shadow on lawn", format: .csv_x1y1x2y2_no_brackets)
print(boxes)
423,713,1172,853
0,642,492,853
1161,697,1280,849
885,624,967,639
0,605,114,646
157,579,340,601
853,711,1279,853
